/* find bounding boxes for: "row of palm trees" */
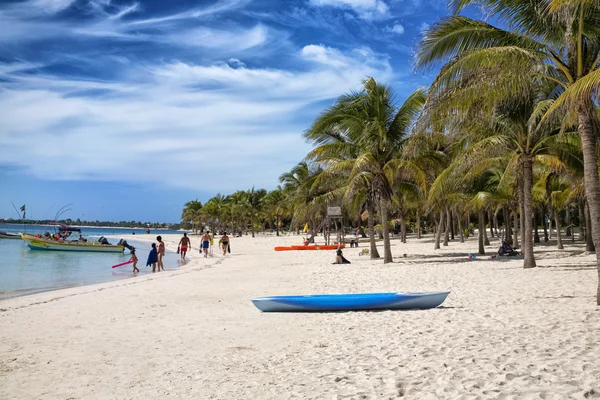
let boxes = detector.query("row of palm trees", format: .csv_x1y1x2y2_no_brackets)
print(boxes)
181,0,600,304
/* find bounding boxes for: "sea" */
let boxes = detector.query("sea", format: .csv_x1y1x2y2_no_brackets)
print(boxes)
0,223,187,300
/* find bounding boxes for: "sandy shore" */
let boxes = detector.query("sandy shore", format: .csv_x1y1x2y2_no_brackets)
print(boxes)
1,233,599,399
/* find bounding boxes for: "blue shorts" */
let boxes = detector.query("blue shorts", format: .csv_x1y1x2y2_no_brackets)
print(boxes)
202,241,209,249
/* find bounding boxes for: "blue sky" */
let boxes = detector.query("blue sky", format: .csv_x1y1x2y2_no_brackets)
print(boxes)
0,0,451,222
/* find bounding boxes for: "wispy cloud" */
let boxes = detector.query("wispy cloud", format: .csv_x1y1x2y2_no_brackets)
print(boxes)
309,0,390,20
0,43,395,191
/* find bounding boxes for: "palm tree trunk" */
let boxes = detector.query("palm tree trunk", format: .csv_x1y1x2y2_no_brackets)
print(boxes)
518,170,525,249
401,215,407,243
585,200,595,252
579,100,600,304
450,210,455,240
548,211,553,239
493,210,499,238
458,211,464,243
504,205,512,244
443,206,450,246
464,215,470,239
380,199,393,263
542,210,549,242
566,207,572,237
434,209,443,250
579,200,585,241
555,210,564,250
533,212,540,244
522,157,536,268
367,201,380,259
512,209,519,249
489,209,494,240
276,213,280,236
478,209,485,255
484,211,490,246
416,208,421,239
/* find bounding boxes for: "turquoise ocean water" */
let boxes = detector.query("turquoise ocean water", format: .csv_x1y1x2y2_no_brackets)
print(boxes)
0,224,186,300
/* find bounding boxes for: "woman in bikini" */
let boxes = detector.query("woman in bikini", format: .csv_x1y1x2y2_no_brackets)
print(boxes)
156,236,165,271
220,233,229,256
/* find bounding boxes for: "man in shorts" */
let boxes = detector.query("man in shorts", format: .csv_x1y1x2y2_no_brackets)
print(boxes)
201,231,210,258
178,233,191,259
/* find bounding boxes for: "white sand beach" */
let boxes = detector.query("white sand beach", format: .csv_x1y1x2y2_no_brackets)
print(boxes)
1,233,599,399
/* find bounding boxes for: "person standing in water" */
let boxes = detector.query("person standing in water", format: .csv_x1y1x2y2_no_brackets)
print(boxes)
147,243,158,272
219,232,229,256
156,236,165,271
178,233,191,259
201,231,210,258
129,249,140,273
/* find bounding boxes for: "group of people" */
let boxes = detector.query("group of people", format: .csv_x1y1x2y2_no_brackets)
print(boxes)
126,232,231,274
142,235,165,273
181,231,230,258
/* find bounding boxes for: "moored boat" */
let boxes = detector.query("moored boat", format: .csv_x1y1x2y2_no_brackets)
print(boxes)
21,234,125,253
251,291,450,312
0,231,21,239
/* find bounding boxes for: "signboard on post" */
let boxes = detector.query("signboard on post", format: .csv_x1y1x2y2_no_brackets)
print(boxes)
327,206,342,217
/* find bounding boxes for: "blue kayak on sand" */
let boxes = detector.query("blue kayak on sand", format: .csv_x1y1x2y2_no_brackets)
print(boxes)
251,291,450,312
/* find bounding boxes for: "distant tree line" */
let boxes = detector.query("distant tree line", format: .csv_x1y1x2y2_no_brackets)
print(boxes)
1,218,181,230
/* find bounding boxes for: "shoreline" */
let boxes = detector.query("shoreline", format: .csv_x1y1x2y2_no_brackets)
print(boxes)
1,233,599,399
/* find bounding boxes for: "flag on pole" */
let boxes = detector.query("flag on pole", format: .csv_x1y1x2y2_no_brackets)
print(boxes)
20,204,25,219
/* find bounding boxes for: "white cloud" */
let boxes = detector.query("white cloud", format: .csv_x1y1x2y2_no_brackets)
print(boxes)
163,25,269,51
23,0,75,14
388,23,404,35
0,46,395,192
227,58,246,69
301,45,350,68
419,22,430,32
309,0,389,20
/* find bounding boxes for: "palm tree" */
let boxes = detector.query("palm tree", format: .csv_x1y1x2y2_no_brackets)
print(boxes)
181,200,202,233
415,0,600,301
247,187,267,238
262,187,286,236
305,78,426,263
279,161,326,238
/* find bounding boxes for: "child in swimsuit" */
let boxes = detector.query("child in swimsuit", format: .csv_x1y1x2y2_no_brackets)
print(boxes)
129,249,139,273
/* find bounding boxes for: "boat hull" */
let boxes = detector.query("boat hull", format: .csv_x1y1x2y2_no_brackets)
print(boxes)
0,232,21,239
21,235,124,253
251,291,450,312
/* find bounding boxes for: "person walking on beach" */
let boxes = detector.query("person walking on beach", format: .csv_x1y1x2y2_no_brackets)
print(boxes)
178,233,191,259
219,232,229,256
156,236,165,271
201,231,210,258
129,249,140,273
147,243,158,272
208,231,214,256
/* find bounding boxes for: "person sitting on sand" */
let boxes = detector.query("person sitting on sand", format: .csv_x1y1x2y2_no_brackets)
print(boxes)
334,246,351,264
178,233,191,260
129,249,140,273
498,241,518,256
147,243,158,272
